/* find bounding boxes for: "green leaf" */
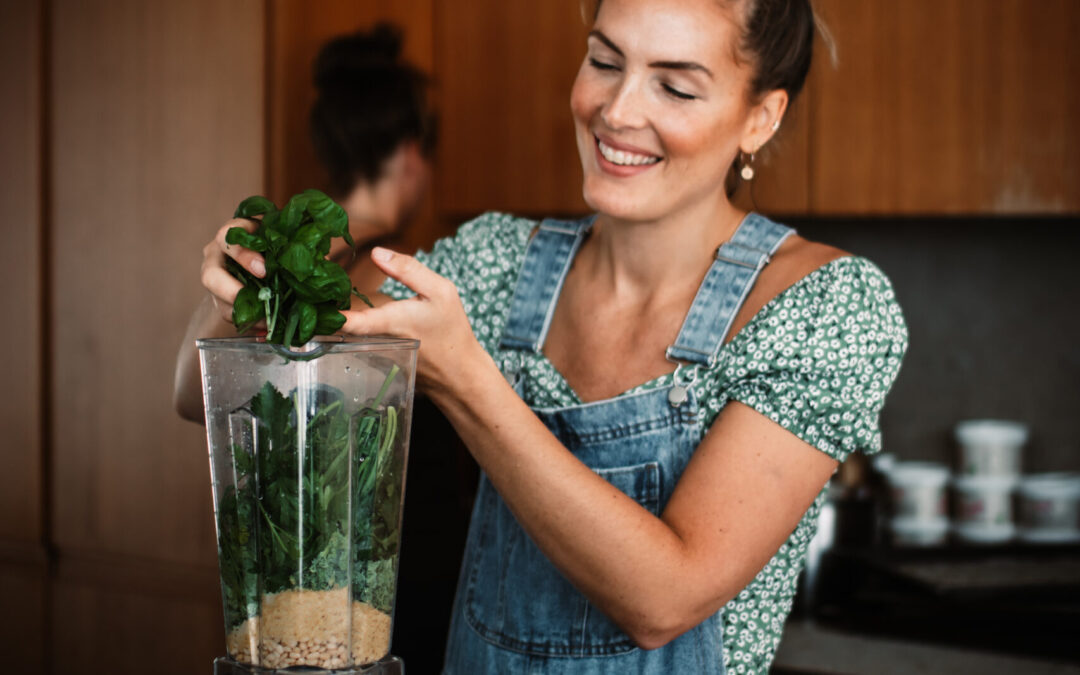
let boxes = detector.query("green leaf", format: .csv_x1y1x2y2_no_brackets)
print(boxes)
279,193,310,234
295,301,318,344
315,304,346,334
352,289,374,308
232,285,264,331
225,227,268,253
279,243,316,281
303,189,349,238
234,195,276,219
293,223,332,258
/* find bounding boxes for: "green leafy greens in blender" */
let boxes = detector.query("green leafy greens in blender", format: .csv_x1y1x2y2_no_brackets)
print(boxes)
215,364,404,630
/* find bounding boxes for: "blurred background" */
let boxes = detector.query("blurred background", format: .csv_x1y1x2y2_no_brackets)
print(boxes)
0,0,1077,673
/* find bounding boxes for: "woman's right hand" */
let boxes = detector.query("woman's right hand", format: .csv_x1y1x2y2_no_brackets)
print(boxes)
200,217,267,323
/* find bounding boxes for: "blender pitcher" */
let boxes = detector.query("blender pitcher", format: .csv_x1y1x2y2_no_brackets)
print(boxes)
199,336,418,674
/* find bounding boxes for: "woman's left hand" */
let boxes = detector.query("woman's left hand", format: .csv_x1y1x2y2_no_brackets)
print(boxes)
340,247,491,399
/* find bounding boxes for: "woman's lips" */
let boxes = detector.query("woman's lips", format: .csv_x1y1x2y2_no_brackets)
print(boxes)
594,135,662,177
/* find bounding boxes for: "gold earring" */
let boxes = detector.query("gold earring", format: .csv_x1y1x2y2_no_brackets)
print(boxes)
740,152,755,181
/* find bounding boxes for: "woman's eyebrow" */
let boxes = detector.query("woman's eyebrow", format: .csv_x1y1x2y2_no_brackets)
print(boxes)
587,30,714,80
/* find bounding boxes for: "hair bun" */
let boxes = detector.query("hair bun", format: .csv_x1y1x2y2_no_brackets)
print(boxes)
314,22,404,89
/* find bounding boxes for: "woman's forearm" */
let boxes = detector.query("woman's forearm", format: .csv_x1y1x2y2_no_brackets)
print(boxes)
428,347,711,647
173,294,241,423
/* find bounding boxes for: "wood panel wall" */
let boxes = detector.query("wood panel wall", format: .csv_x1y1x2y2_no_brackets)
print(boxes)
0,0,44,547
39,0,264,671
0,1,46,672
810,0,1080,214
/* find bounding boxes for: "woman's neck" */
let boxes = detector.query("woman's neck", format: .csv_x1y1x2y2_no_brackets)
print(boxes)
327,177,402,260
584,194,747,302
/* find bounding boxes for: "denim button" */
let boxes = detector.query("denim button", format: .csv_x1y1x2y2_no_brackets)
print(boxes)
668,385,689,407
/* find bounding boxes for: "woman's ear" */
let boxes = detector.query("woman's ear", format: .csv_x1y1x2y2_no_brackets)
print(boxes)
741,89,789,154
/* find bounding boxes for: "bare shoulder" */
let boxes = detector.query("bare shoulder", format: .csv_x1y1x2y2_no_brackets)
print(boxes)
725,235,850,343
770,234,850,283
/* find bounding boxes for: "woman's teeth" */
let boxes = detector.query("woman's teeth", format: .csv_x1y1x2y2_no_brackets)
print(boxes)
598,140,660,167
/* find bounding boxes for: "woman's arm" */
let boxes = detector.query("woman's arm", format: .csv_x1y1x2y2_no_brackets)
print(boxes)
342,248,838,649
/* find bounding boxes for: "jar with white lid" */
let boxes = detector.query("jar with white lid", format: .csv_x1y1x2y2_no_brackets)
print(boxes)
1017,473,1080,543
954,419,1027,477
887,461,950,522
951,474,1018,544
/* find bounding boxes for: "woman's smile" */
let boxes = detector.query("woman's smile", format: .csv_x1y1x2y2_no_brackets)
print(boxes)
594,134,663,176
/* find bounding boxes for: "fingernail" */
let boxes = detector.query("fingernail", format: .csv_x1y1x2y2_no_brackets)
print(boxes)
251,259,266,276
372,247,393,263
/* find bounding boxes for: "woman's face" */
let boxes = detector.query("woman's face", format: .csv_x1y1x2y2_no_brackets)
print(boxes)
570,0,768,222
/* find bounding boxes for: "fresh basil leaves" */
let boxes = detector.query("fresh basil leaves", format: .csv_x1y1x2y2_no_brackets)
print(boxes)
225,190,372,347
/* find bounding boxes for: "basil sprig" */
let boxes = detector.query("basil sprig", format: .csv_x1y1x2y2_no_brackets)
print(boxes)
225,190,371,347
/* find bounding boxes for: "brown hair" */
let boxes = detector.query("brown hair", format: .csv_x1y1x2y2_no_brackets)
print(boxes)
309,23,437,197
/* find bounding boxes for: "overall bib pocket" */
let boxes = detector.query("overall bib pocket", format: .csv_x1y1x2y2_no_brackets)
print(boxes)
463,461,661,657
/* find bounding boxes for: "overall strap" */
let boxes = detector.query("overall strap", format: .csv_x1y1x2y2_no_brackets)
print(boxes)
499,216,594,352
665,213,794,367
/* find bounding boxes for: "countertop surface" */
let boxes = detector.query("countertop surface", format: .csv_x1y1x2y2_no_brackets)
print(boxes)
774,620,1080,675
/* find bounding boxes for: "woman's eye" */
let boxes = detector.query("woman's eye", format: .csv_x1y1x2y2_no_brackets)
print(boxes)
663,84,696,101
588,57,619,71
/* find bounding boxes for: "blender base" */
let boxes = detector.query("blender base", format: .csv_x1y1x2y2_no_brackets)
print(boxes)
213,655,403,675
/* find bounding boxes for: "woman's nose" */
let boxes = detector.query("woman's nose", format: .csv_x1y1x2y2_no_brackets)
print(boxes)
601,78,646,130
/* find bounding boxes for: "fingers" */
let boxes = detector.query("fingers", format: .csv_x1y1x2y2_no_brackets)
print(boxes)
201,218,262,323
339,300,415,338
370,247,453,300
215,218,266,277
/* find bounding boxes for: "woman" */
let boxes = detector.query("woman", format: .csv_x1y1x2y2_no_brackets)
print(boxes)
194,0,907,672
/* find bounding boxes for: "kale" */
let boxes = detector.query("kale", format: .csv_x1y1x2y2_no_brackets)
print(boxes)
214,365,403,628
225,190,372,347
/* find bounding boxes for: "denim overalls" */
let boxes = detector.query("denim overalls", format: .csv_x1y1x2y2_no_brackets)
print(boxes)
443,213,794,674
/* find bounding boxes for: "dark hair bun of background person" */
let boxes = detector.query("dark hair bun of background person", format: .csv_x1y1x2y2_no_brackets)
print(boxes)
310,22,436,196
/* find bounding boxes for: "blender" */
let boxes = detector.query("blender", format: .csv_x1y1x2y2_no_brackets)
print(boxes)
199,336,418,674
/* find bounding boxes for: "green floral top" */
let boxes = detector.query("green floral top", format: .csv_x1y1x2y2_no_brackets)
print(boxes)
382,212,908,674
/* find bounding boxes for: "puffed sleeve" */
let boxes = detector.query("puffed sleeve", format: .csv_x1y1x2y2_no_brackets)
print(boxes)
723,257,908,462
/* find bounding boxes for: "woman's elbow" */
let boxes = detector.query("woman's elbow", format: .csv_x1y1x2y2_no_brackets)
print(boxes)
618,586,734,650
619,607,698,651
174,389,206,424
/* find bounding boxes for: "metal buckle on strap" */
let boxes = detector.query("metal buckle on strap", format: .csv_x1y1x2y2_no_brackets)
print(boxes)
715,241,770,270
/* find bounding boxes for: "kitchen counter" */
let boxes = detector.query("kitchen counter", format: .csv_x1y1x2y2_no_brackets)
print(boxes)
774,620,1080,675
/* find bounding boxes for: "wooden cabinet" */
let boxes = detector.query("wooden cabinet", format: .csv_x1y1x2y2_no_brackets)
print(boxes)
434,1,590,215
809,0,1080,214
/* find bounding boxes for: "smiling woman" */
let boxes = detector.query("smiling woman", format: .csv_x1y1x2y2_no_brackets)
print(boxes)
192,1,907,673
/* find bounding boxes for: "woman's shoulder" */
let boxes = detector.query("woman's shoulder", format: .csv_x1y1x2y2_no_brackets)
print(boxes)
444,211,538,255
742,235,907,343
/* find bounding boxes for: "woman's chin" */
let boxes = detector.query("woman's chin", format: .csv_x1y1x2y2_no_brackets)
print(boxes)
582,186,658,222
